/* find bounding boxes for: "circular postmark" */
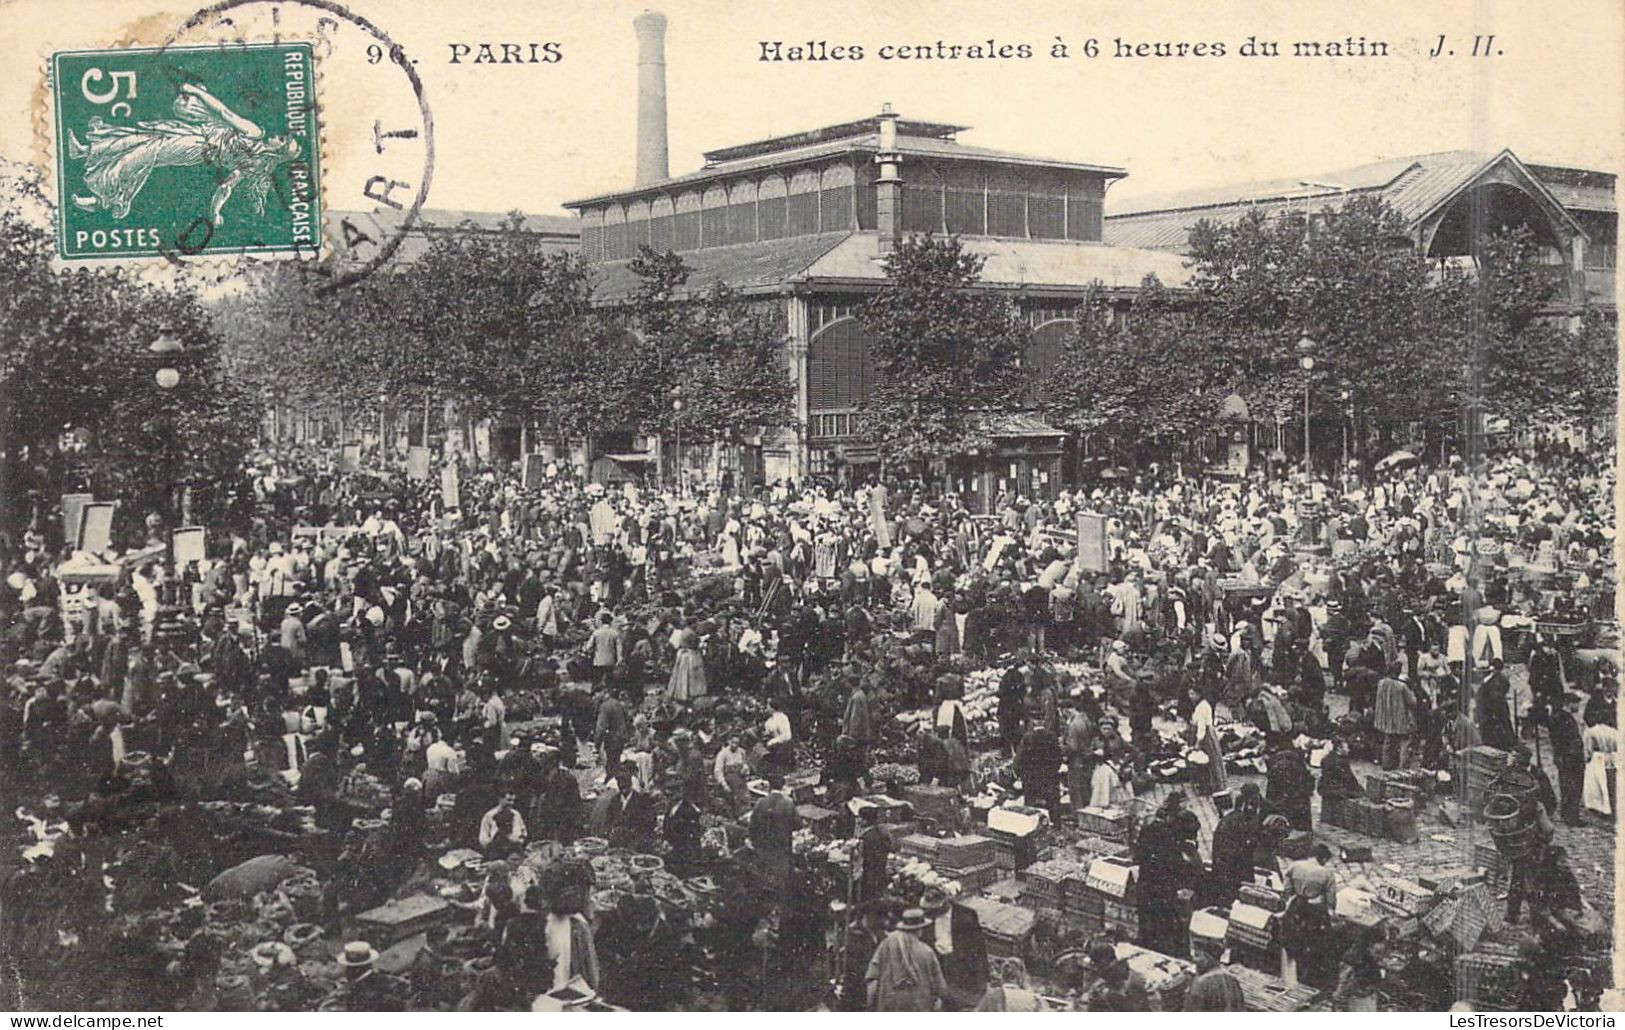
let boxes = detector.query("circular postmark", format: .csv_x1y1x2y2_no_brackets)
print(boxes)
147,0,434,290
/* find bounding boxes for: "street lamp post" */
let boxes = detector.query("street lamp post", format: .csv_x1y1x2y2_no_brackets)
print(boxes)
1296,336,1316,476
670,385,684,497
149,330,185,538
1339,384,1352,474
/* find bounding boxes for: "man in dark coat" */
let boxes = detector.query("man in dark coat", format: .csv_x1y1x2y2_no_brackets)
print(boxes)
843,681,874,750
997,666,1026,755
1015,725,1063,820
1344,662,1380,717
1320,602,1351,694
1135,802,1202,958
1547,694,1588,826
529,746,583,843
1209,785,1263,906
1130,678,1157,750
749,775,800,905
1297,649,1327,714
1265,737,1315,831
1477,659,1518,751
857,809,892,903
594,690,630,770
1527,638,1566,724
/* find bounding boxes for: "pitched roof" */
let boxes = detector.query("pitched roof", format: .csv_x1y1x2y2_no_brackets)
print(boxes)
324,208,579,270
583,232,1191,302
802,233,1191,291
585,232,855,301
702,116,966,163
565,134,1125,209
1104,150,1587,252
974,412,1067,439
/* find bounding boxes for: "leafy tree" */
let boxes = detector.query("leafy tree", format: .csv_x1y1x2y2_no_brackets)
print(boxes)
1039,196,1611,465
397,214,612,443
0,165,257,541
1039,279,1230,456
624,246,794,445
855,235,1029,466
1443,226,1616,431
1184,196,1457,436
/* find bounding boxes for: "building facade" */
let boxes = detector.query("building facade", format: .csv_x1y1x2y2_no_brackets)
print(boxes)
565,106,1189,499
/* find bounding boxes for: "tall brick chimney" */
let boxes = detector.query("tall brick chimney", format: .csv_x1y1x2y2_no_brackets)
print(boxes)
874,103,902,254
633,11,669,187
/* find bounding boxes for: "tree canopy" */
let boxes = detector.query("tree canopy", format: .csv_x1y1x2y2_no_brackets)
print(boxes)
1,166,256,541
856,235,1029,465
1038,195,1613,461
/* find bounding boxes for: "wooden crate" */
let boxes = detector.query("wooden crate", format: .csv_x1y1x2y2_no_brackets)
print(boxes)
1454,948,1520,1007
1237,884,1285,914
1077,806,1131,841
960,895,1037,957
937,834,996,870
897,833,942,861
1102,897,1138,924
1230,965,1320,1012
355,893,453,943
954,859,1002,891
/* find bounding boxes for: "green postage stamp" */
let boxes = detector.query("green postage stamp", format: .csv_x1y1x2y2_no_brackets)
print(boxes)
50,43,321,261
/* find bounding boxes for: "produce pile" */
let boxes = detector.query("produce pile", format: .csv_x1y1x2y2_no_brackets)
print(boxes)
887,855,964,902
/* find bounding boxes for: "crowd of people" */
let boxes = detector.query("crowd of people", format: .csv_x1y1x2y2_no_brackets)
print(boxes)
0,433,1615,1011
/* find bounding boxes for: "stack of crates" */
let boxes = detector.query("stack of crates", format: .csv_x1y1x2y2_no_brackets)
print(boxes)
986,825,1049,875
986,804,1051,875
1371,876,1437,937
1228,896,1280,955
1061,868,1104,933
897,834,943,864
1085,856,1139,940
959,895,1037,958
1457,746,1510,814
795,804,839,836
1237,883,1286,915
1350,798,1389,837
1020,857,1077,922
935,834,1001,891
1076,806,1131,842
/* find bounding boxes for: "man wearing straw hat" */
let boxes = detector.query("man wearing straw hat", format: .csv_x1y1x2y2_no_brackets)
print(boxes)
328,941,405,1010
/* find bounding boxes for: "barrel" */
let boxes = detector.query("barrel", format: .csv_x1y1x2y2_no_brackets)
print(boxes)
1384,798,1419,844
1482,792,1541,859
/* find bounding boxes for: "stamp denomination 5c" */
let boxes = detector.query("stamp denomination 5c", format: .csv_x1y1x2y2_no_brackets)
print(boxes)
51,43,322,261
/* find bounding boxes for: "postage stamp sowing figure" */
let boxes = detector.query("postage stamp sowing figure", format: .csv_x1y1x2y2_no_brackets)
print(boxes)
51,43,321,260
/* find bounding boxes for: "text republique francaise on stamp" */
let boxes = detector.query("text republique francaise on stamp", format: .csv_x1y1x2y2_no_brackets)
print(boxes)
51,42,321,261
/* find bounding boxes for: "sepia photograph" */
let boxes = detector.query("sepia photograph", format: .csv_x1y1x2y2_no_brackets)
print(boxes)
0,0,1620,1015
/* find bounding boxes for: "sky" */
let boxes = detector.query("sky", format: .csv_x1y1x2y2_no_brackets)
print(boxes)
3,0,1622,221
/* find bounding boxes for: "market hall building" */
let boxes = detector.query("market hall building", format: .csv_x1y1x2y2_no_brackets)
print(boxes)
1103,148,1616,317
564,104,1188,503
